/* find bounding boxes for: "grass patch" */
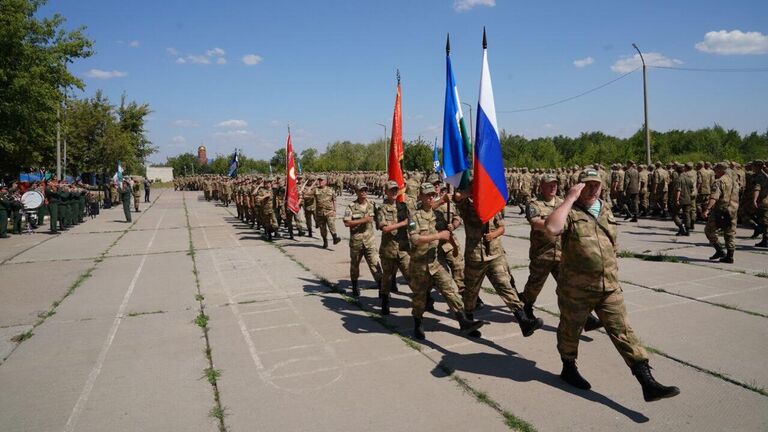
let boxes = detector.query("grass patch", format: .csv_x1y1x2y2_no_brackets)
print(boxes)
756,271,768,279
618,250,636,258
194,312,210,328
195,294,205,301
450,374,538,432
11,331,33,343
209,405,227,423
203,367,222,385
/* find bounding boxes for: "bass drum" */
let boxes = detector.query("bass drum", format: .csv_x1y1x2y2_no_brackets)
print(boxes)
21,190,44,210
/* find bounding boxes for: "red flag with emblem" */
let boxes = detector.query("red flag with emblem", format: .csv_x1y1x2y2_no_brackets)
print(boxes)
285,131,300,214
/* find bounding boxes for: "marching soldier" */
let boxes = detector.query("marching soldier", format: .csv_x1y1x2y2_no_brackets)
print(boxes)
702,162,739,264
671,164,694,236
132,178,142,212
751,160,768,248
376,180,411,315
622,161,640,222
545,168,680,402
119,179,133,222
302,177,317,237
454,183,543,338
407,183,484,340
314,175,341,248
0,185,11,238
343,182,383,297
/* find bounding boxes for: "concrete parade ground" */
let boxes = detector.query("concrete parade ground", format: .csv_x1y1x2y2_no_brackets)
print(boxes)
1,189,767,432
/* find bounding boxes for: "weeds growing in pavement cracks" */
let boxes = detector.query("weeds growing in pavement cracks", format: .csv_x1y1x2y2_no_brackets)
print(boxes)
275,243,533,430
756,271,768,279
127,310,165,318
184,193,227,431
2,193,162,360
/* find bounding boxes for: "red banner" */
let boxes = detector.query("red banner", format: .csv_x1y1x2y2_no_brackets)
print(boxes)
285,133,300,214
388,82,405,202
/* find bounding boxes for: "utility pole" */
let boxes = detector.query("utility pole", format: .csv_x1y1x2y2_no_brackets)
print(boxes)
63,93,67,179
376,123,388,169
56,103,61,180
633,43,651,166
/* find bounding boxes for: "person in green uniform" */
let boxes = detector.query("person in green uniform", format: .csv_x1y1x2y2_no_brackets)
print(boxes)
8,183,23,234
343,182,383,297
0,185,11,238
545,168,679,402
45,180,61,233
119,179,133,222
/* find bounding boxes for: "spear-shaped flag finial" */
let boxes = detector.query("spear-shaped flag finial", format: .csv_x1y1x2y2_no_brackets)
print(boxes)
397,68,400,85
482,26,487,49
446,33,451,55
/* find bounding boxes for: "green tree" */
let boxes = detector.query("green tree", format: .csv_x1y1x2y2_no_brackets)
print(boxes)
300,148,318,172
0,0,94,176
402,137,432,172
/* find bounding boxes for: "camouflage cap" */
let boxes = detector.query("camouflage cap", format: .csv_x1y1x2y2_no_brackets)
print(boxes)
714,162,729,170
685,162,694,168
386,180,399,190
419,182,437,195
753,159,764,166
696,160,705,166
427,173,441,184
579,168,602,183
265,176,275,182
355,182,368,191
317,175,327,181
540,173,558,183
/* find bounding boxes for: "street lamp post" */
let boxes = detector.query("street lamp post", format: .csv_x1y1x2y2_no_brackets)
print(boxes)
376,122,388,169
632,43,651,166
461,102,473,146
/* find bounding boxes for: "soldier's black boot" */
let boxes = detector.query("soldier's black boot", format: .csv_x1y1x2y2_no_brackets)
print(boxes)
351,280,360,297
584,313,604,331
631,360,680,402
380,294,390,316
307,226,313,237
474,296,485,311
560,359,591,390
709,244,725,260
465,312,482,338
322,237,328,249
514,309,543,337
455,311,485,335
332,234,341,245
522,296,537,321
425,292,436,312
413,316,425,340
266,230,273,242
719,249,734,264
298,229,305,237
756,236,768,248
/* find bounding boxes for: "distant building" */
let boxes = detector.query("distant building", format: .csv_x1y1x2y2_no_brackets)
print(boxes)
198,145,208,165
146,166,174,182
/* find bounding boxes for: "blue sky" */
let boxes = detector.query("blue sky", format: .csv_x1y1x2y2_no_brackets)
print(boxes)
41,0,768,163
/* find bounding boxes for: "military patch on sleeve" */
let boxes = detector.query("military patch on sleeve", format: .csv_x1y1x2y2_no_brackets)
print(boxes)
408,218,417,232
343,208,352,219
525,204,539,220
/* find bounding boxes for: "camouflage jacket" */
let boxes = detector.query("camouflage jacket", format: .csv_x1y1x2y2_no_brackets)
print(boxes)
526,196,564,261
376,200,410,258
559,200,620,292
343,200,376,245
457,198,504,262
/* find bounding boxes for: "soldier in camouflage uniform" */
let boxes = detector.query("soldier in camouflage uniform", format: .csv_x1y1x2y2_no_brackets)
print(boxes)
376,180,411,315
259,177,279,241
703,162,739,263
522,174,602,330
454,184,542,338
302,177,317,237
407,183,484,340
751,160,768,248
545,168,680,402
430,175,466,301
314,175,341,248
343,183,383,297
671,164,694,236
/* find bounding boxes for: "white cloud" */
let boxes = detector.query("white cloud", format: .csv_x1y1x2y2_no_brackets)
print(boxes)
269,120,281,127
85,69,128,79
242,54,263,66
186,54,210,64
206,47,226,57
128,40,140,48
695,30,768,55
544,123,555,130
172,119,200,128
216,57,227,65
166,47,179,56
170,136,187,148
611,52,683,73
453,0,495,12
573,56,594,68
216,119,248,128
175,57,186,64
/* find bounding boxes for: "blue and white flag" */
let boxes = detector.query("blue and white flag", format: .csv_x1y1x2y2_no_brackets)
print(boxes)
228,149,239,177
442,34,472,189
296,157,303,175
432,138,442,176
112,160,124,183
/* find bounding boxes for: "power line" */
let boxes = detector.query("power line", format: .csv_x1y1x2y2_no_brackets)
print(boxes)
650,65,768,72
497,67,640,113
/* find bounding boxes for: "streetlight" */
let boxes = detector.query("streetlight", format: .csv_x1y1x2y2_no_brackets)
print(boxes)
376,122,388,169
461,102,474,146
632,43,651,166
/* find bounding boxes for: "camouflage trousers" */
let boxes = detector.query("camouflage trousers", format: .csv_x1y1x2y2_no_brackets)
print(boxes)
463,255,524,312
517,192,531,208
705,210,737,250
438,244,465,294
408,259,464,318
380,251,410,296
621,193,639,217
304,209,316,232
522,256,559,304
640,191,649,212
260,209,278,231
557,286,648,367
672,204,691,230
349,238,382,284
654,191,668,212
316,213,337,239
285,209,304,233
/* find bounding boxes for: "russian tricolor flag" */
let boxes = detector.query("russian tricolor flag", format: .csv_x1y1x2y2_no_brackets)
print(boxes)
472,28,508,223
